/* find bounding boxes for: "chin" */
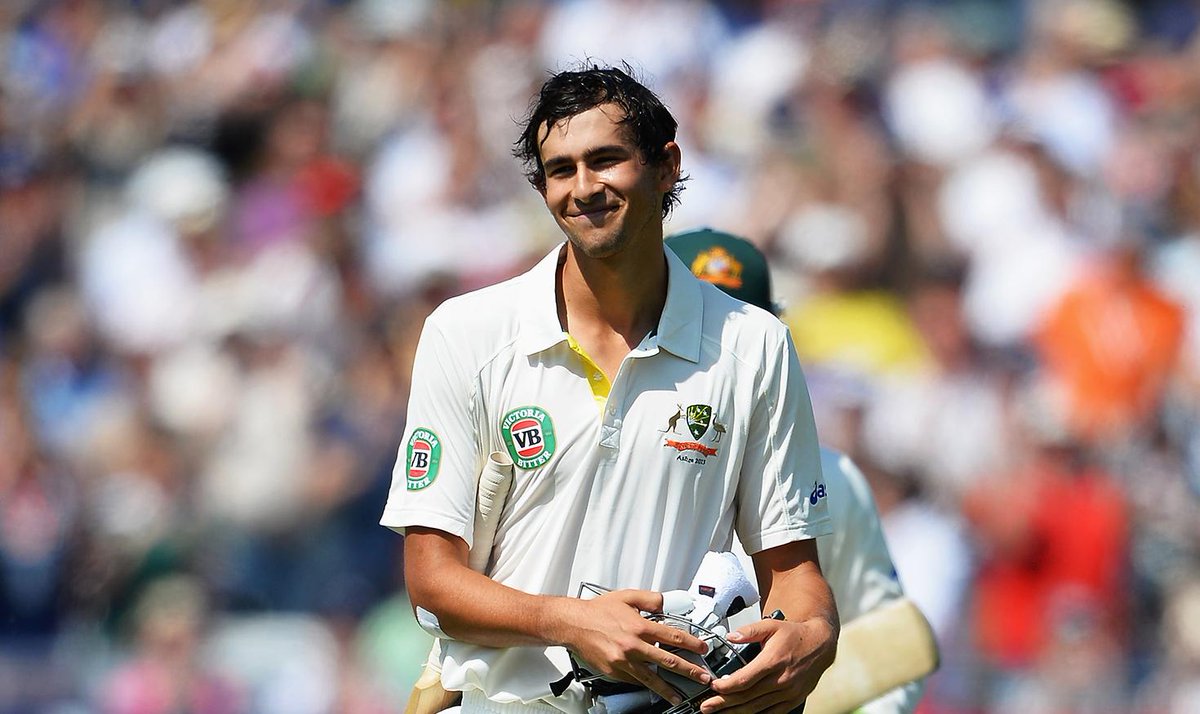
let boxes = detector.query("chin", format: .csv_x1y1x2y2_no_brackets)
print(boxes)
567,229,628,260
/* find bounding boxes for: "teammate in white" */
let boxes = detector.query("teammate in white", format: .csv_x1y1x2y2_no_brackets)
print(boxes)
383,65,838,713
667,228,927,714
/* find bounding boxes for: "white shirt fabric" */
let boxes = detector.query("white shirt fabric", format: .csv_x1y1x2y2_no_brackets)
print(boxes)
381,244,830,711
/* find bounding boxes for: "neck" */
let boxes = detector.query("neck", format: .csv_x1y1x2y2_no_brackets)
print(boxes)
557,240,668,346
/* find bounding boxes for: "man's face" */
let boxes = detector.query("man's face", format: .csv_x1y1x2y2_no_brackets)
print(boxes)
537,104,678,259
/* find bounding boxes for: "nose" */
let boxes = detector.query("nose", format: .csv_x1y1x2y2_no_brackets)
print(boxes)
572,166,603,202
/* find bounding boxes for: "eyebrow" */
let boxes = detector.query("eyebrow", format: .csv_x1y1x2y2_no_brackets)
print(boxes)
541,144,632,173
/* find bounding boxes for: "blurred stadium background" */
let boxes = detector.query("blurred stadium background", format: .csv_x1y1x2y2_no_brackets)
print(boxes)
1,0,1199,712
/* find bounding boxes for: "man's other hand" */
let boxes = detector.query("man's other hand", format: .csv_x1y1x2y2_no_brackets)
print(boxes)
551,589,714,706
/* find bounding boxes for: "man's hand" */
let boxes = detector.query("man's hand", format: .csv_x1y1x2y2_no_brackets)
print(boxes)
552,589,713,706
700,615,837,714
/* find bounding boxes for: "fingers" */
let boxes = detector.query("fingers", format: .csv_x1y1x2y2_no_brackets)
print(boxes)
605,640,711,706
708,656,771,696
725,618,775,645
612,588,664,614
710,622,784,694
570,587,720,705
606,590,710,656
700,688,796,714
702,618,825,712
624,661,686,706
647,618,711,656
650,642,712,687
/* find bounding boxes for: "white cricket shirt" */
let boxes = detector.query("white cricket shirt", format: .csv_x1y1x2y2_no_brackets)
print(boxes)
381,244,830,711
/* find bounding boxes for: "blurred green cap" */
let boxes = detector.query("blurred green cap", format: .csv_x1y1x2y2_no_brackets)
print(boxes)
665,227,775,313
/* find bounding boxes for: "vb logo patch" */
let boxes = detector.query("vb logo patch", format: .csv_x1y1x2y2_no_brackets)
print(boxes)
405,428,442,490
501,406,557,470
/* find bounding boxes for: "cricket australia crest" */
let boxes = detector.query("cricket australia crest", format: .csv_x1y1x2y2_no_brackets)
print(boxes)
501,406,557,470
663,403,725,462
686,404,712,440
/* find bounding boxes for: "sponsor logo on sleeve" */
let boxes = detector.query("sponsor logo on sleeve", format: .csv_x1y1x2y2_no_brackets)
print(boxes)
501,406,557,470
809,482,828,506
406,428,442,490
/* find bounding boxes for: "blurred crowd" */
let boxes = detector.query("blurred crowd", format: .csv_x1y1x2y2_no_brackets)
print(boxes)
1,0,1199,712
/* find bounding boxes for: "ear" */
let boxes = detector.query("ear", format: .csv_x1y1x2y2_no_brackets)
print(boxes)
657,141,682,191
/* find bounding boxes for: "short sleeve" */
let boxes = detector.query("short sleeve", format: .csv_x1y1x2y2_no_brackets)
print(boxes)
735,330,831,554
380,315,484,547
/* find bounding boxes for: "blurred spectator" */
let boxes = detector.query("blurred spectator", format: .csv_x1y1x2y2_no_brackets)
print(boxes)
0,363,79,641
862,262,1012,504
100,576,242,714
963,402,1130,697
0,162,71,343
1035,238,1186,445
78,146,230,355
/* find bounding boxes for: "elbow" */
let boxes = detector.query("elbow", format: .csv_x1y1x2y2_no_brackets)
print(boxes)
402,528,470,624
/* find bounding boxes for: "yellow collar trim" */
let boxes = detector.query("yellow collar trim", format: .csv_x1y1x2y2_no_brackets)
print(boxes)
566,334,611,409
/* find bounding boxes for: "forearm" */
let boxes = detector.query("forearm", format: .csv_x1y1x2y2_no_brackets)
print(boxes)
404,528,576,648
760,557,840,641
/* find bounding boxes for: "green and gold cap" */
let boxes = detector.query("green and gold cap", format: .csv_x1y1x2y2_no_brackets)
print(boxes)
665,227,776,314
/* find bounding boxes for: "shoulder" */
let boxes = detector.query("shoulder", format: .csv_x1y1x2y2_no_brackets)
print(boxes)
697,280,792,358
419,273,532,371
427,275,525,331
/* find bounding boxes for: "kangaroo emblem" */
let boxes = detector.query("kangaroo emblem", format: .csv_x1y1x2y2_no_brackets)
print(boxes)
663,405,684,434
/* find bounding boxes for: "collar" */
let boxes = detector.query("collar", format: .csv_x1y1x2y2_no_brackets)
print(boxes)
658,247,704,362
515,245,570,356
516,243,704,363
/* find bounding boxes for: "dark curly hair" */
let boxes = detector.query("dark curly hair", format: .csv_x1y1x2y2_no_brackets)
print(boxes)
514,63,686,218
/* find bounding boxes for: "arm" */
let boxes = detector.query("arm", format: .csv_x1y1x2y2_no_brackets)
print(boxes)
700,539,839,714
404,527,713,705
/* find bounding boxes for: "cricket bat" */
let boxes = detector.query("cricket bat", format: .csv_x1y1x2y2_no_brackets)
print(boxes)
404,649,458,714
804,597,939,714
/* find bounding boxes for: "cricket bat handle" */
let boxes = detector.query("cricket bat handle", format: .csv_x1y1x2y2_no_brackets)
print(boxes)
467,451,515,573
404,661,460,714
804,597,939,714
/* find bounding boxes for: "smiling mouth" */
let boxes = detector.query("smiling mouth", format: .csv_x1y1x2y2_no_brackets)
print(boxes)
571,206,616,220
